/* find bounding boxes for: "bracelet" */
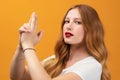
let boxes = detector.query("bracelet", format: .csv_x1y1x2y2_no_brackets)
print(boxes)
23,48,36,53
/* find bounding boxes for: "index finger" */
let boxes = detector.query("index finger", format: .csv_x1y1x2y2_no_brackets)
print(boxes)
28,12,33,25
30,12,38,31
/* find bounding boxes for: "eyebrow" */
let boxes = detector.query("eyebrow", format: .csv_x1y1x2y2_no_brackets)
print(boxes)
65,17,81,20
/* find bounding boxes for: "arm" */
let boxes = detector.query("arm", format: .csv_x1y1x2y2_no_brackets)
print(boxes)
24,49,51,80
10,46,81,80
10,45,31,80
24,49,81,80
10,45,24,80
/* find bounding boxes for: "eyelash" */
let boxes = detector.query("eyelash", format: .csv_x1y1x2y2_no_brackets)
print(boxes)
74,21,82,24
64,20,70,23
64,20,82,24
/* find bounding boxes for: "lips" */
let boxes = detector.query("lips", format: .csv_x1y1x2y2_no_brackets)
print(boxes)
65,32,73,37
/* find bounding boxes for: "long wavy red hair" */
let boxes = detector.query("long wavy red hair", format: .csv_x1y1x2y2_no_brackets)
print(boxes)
44,4,111,80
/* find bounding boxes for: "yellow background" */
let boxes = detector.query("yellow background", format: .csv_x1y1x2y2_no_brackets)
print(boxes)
0,0,119,80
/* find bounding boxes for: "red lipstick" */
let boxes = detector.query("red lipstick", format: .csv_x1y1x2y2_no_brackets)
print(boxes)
65,32,73,38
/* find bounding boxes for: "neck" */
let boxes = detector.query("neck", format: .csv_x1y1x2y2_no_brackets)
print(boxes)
69,43,90,61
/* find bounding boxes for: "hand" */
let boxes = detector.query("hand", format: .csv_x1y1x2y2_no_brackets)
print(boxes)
19,12,44,50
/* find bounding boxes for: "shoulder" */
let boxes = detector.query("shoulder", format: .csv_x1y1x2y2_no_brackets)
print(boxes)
61,56,102,80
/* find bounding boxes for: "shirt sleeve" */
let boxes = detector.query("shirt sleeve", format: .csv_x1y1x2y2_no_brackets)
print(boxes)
43,55,55,62
70,62,102,80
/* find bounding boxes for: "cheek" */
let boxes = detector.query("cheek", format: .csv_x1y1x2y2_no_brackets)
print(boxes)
75,28,85,40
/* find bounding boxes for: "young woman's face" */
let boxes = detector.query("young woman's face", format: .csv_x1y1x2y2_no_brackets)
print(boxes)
63,8,85,45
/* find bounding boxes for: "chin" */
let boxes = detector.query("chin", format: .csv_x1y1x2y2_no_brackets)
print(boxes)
64,39,82,45
64,40,73,44
64,42,71,44
63,37,76,44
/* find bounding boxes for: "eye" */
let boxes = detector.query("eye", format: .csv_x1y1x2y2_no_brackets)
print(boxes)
64,20,70,24
74,21,82,25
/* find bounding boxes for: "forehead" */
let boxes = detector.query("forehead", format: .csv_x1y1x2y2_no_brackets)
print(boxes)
65,8,81,19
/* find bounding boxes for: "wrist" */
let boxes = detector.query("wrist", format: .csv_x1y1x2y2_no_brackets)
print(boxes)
22,44,34,50
17,44,23,52
23,48,36,53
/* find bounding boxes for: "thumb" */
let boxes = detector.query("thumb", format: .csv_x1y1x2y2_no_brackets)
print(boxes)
37,30,44,41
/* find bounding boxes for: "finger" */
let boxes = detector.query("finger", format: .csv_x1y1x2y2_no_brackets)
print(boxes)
34,14,38,30
37,30,44,41
25,23,31,31
31,12,38,32
19,26,26,33
19,23,30,33
29,12,33,25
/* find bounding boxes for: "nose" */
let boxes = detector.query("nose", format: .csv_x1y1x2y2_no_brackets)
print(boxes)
66,22,73,31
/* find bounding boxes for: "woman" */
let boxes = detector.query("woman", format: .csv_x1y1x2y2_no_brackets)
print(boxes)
10,4,111,80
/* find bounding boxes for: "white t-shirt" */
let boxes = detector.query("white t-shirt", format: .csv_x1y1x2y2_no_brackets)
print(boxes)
44,55,102,80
